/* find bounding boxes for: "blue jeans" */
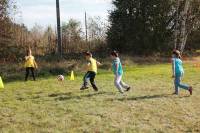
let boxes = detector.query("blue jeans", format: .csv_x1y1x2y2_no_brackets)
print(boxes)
174,74,189,94
83,71,98,91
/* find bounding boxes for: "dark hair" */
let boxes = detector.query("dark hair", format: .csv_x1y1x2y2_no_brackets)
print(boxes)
111,50,119,57
172,50,181,59
26,49,32,56
26,50,29,56
84,51,92,57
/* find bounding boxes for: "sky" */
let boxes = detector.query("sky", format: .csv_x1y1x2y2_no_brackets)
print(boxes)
16,0,113,29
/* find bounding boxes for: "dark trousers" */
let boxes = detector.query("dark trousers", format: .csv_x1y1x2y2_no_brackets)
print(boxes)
25,67,36,81
83,71,98,91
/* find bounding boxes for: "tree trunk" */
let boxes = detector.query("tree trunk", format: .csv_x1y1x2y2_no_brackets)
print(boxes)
174,0,180,50
179,0,191,53
48,31,51,54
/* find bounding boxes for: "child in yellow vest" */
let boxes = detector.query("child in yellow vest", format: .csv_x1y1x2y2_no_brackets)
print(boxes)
24,49,38,81
80,52,101,91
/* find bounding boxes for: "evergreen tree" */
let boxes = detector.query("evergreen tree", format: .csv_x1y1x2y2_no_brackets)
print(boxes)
107,0,174,54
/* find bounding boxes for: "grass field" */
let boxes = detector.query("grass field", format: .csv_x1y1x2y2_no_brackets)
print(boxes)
0,63,200,133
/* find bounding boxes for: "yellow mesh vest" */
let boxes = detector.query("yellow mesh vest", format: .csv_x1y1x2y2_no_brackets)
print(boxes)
24,56,35,68
88,58,97,73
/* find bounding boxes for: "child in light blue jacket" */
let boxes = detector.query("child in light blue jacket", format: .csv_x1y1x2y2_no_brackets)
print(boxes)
111,51,130,93
172,50,193,95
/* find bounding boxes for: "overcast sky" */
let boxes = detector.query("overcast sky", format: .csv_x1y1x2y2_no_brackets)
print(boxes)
16,0,112,29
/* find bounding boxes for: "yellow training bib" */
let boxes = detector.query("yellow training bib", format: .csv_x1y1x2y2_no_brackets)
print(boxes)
24,56,35,68
87,58,97,73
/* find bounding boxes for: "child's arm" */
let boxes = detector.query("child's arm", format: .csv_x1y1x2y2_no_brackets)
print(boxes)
25,56,30,60
84,62,90,71
96,61,102,66
172,59,175,78
34,59,38,69
115,63,119,75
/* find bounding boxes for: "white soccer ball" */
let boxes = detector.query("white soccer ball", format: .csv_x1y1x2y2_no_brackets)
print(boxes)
57,75,64,81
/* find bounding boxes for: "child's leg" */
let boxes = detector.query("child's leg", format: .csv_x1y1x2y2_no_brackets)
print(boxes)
177,76,189,90
114,75,124,93
25,67,30,81
120,80,130,90
174,77,179,94
82,72,90,87
175,76,189,95
89,72,98,91
30,67,36,81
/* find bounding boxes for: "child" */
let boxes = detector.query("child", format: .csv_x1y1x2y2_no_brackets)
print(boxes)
80,52,101,91
111,51,130,93
172,50,193,95
24,49,38,81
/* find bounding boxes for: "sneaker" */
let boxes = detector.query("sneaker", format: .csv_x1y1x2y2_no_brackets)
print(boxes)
172,92,178,95
119,90,124,94
126,87,131,92
94,88,98,92
92,85,98,92
188,86,193,95
80,86,89,90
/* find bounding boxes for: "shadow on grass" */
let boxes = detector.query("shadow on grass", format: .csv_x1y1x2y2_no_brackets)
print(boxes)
117,94,172,101
48,91,115,101
2,66,70,83
48,92,73,97
3,69,109,83
108,93,190,101
3,74,48,83
48,91,191,102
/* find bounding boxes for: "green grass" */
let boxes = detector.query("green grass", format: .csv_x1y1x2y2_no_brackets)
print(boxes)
0,63,200,133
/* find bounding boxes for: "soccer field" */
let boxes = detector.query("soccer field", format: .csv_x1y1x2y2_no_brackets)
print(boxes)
0,63,200,133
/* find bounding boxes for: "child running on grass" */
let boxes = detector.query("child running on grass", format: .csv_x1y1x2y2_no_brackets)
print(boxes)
24,49,38,81
111,51,131,93
80,52,101,91
172,50,193,95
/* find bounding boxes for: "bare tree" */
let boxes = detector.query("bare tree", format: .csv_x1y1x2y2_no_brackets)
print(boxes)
62,19,82,53
88,16,108,41
174,0,200,53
